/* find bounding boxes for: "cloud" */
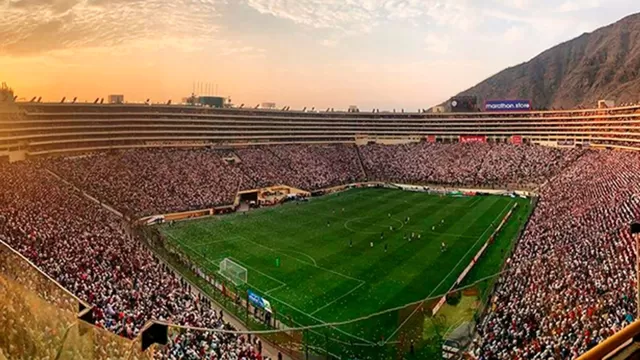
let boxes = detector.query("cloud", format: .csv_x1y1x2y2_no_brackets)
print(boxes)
320,39,339,47
502,26,525,44
0,0,227,55
556,0,601,13
244,0,480,34
424,33,449,54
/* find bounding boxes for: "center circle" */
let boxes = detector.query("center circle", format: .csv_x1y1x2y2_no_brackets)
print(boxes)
344,217,404,234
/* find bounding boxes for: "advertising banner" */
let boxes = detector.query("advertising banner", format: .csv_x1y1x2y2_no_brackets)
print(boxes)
459,135,487,143
248,289,273,313
557,140,575,146
511,135,523,144
485,100,531,112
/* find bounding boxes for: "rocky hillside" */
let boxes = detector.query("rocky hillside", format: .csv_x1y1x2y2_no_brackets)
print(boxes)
452,13,640,110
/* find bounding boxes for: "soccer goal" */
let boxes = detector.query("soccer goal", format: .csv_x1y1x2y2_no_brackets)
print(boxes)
218,258,248,286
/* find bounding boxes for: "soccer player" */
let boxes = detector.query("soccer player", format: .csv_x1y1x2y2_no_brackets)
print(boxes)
380,232,384,240
389,225,393,231
370,241,374,248
432,225,435,231
327,220,330,227
349,239,353,248
441,219,445,224
441,241,446,252
384,243,388,252
388,213,391,218
418,233,421,240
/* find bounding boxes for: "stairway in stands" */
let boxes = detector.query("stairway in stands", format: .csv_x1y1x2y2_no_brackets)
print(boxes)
355,145,369,181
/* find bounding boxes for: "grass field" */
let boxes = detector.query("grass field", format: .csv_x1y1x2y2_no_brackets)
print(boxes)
159,187,531,357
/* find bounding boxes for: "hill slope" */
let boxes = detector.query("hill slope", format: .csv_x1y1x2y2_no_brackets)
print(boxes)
453,13,640,110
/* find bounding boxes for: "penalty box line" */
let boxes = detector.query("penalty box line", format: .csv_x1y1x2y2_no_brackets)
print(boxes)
165,232,286,294
186,221,374,344
235,234,365,285
309,281,366,316
382,199,515,345
192,222,366,285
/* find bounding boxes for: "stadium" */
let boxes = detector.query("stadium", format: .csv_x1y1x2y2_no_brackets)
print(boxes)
3,81,640,360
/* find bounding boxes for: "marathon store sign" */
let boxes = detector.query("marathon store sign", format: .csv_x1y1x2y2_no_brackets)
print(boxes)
484,99,531,112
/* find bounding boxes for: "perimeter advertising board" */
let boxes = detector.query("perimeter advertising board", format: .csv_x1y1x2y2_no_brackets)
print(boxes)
248,289,273,313
511,135,523,144
557,140,575,146
459,135,487,143
485,100,531,112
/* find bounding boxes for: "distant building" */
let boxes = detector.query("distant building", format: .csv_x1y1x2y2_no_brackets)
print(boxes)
198,96,225,108
261,102,276,110
108,95,124,104
348,105,359,113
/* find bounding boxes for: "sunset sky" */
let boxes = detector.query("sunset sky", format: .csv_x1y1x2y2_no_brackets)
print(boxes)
1,0,639,109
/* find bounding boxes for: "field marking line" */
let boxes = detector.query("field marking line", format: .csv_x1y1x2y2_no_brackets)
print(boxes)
234,234,366,284
179,207,381,343
191,236,243,247
276,249,318,266
191,222,365,284
309,281,366,316
227,257,287,287
402,198,478,208
163,231,209,259
190,227,374,343
268,295,376,345
343,217,404,234
163,218,373,344
264,283,287,295
382,199,514,344
165,231,286,293
209,256,229,268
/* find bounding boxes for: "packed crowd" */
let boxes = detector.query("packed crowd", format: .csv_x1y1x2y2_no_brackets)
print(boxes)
45,143,580,218
234,144,365,190
0,162,267,359
359,142,584,188
4,142,640,359
475,150,640,359
47,149,244,217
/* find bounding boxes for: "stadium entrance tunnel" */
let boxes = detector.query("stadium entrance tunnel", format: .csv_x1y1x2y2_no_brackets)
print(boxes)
239,191,259,207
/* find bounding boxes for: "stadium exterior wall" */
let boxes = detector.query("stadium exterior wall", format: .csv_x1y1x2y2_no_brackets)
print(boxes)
10,102,640,156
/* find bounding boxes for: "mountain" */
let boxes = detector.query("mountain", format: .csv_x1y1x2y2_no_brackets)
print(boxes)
451,13,640,110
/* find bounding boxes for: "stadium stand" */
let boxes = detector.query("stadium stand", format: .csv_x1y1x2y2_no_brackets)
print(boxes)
5,101,640,359
5,102,640,156
359,142,584,188
475,150,640,359
47,148,244,217
43,143,577,217
0,162,267,359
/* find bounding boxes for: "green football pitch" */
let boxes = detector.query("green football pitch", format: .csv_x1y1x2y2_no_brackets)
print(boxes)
159,187,530,354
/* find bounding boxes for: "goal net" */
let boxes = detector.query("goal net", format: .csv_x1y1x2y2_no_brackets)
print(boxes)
218,258,248,286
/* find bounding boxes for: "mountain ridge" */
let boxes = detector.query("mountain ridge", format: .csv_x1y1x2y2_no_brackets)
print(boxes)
450,12,640,110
